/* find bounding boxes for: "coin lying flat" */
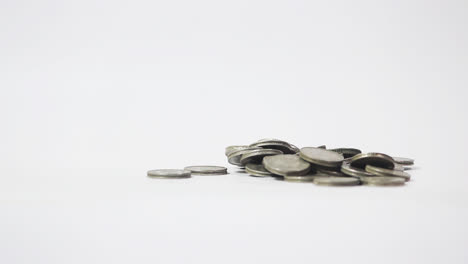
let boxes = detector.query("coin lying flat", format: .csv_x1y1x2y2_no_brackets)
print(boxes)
361,176,405,186
283,175,316,182
147,169,191,179
330,148,362,159
393,157,415,166
240,149,283,166
313,176,361,186
184,166,228,175
245,163,274,177
299,147,344,168
365,165,411,181
227,147,263,166
317,145,327,149
341,162,375,178
349,153,395,170
317,167,347,177
225,145,249,157
263,154,311,176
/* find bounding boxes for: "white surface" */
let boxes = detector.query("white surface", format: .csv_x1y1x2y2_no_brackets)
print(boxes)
1,0,468,263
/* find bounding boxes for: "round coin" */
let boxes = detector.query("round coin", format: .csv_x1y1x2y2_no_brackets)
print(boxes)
240,149,283,166
361,176,405,186
227,147,263,166
225,145,249,157
263,154,311,176
299,147,345,168
393,157,415,166
365,165,411,181
341,162,375,178
147,169,191,179
250,140,298,154
245,163,273,177
184,166,228,175
313,176,361,186
349,152,395,170
284,175,316,182
330,148,362,159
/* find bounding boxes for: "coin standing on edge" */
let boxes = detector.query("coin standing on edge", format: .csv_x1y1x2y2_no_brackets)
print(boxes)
240,149,283,166
147,169,191,179
184,166,228,175
350,152,395,170
263,154,311,176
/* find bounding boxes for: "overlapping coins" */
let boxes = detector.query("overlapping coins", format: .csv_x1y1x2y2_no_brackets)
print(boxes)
226,138,414,186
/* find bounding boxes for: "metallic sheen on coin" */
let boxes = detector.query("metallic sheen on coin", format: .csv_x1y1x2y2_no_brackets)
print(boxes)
184,166,227,175
393,157,415,166
330,148,362,158
361,176,405,186
147,169,191,179
250,140,298,154
299,147,344,168
245,163,274,177
313,176,361,186
227,147,263,166
263,154,311,176
341,162,375,178
350,153,395,170
365,165,411,181
240,149,283,166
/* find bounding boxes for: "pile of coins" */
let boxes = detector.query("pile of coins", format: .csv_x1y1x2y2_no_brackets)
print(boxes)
225,138,414,186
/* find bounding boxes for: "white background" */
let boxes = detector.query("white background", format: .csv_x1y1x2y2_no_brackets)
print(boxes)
1,0,467,263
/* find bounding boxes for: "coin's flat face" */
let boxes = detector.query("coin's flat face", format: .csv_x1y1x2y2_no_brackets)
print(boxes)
184,166,227,175
350,153,395,169
240,149,283,165
330,148,362,158
227,147,263,166
147,169,191,179
341,162,375,178
392,157,415,166
313,176,361,186
263,154,311,176
365,165,411,181
361,176,405,186
225,145,249,157
299,147,344,167
245,163,273,177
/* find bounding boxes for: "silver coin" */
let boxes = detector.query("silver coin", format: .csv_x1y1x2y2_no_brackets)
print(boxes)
350,152,395,170
317,145,327,149
245,163,273,177
184,166,228,175
250,140,298,154
394,163,405,171
313,176,361,186
225,145,249,157
240,149,283,166
263,154,311,176
147,169,191,179
341,162,375,178
365,165,411,181
299,147,344,168
361,176,405,186
330,148,362,159
393,157,415,166
284,175,316,182
317,167,347,177
227,147,263,166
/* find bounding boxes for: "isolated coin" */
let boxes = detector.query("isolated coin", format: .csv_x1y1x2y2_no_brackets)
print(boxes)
313,176,361,186
245,163,274,177
341,162,375,178
228,147,263,166
365,165,411,181
350,153,395,170
184,166,227,175
393,157,415,166
263,154,311,176
330,148,362,159
225,145,249,157
299,147,344,168
240,149,283,166
147,169,191,179
361,176,405,186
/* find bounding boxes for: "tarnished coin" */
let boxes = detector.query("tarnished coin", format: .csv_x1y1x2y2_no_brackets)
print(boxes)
240,149,283,166
365,165,411,181
330,148,362,158
184,166,227,175
299,147,344,168
245,163,273,177
147,169,191,179
361,176,405,186
313,176,361,186
350,153,395,170
250,140,298,154
341,162,375,178
225,145,249,157
393,157,415,166
227,147,263,166
263,154,311,176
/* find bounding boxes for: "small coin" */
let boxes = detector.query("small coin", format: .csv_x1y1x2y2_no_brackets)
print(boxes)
341,162,375,178
263,154,311,176
227,147,263,166
393,157,415,166
147,169,191,179
240,149,283,165
184,166,228,175
284,175,316,182
365,165,411,181
361,176,405,186
250,140,298,154
313,176,361,186
299,147,344,168
225,145,249,157
245,163,274,177
350,153,395,170
330,148,362,159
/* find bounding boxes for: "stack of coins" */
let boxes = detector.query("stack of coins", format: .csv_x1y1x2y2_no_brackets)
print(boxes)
226,138,415,186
